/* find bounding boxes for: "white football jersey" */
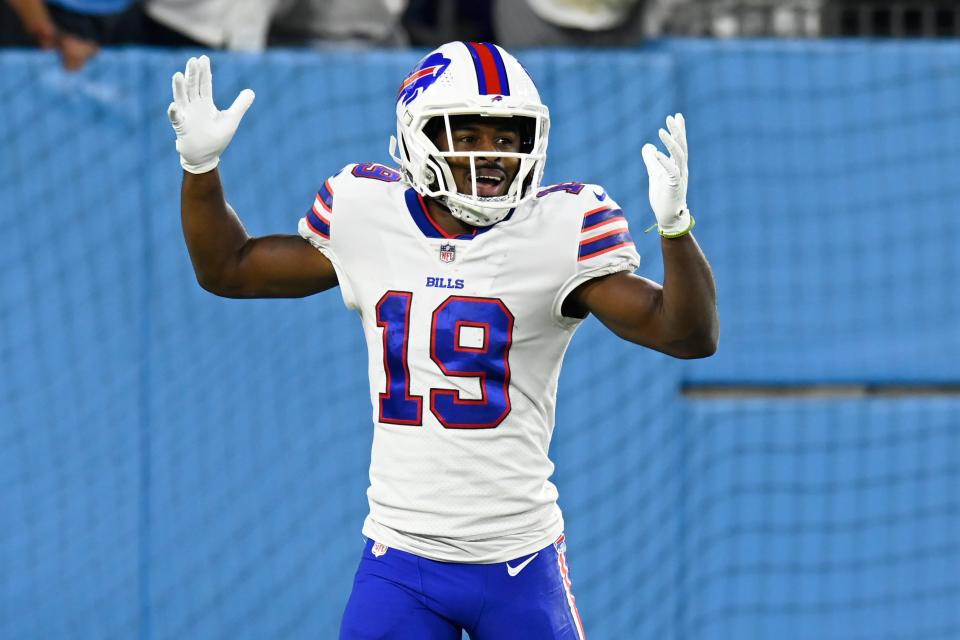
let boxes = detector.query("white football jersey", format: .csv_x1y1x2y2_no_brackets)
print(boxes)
299,163,641,563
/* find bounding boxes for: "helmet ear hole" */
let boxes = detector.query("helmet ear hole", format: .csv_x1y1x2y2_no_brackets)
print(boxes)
519,118,536,154
423,117,446,149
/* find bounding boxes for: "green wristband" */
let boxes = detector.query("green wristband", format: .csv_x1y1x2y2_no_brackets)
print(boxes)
659,212,695,238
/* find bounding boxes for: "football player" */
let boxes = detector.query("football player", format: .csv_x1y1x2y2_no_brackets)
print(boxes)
168,42,718,639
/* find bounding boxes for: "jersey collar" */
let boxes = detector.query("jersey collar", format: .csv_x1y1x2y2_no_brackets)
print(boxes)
404,188,513,240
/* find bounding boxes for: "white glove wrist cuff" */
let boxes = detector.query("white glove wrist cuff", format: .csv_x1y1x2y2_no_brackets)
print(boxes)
659,209,695,238
180,155,220,174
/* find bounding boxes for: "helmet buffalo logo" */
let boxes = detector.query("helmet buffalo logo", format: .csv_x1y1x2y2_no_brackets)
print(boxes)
397,52,452,106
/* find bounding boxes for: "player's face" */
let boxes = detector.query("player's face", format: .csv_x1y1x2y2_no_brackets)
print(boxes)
433,117,522,199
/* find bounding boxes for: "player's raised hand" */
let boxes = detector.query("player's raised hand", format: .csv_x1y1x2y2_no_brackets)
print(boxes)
167,55,255,174
641,113,694,238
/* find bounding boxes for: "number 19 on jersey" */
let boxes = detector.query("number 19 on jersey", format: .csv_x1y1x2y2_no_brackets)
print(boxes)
375,291,514,429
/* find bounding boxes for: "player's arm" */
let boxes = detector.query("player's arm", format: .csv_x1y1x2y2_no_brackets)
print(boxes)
6,0,58,48
567,113,718,358
568,236,717,358
170,56,337,298
181,169,337,298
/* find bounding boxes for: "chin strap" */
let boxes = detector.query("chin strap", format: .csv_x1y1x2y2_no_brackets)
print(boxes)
443,196,512,227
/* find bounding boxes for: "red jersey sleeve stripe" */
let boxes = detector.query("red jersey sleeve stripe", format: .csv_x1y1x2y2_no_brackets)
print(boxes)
578,230,634,261
311,203,331,227
582,208,625,233
578,241,634,262
582,205,611,219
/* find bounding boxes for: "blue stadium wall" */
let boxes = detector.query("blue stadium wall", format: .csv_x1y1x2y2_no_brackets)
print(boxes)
1,41,958,639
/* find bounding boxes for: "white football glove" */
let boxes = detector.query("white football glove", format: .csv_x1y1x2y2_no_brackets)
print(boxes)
167,55,255,174
641,112,695,238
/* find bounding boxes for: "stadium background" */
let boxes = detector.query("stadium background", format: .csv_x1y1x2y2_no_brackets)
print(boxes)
2,37,959,640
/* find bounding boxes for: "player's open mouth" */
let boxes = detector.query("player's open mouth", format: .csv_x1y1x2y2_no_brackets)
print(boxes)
474,170,506,197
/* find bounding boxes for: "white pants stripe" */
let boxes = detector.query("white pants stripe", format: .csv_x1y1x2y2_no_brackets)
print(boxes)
555,544,587,639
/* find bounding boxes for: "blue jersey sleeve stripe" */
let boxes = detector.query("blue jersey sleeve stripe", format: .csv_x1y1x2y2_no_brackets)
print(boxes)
581,208,624,231
578,231,633,261
318,180,334,212
306,209,330,238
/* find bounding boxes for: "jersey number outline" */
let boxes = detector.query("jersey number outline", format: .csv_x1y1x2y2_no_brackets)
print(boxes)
352,163,402,182
376,291,514,429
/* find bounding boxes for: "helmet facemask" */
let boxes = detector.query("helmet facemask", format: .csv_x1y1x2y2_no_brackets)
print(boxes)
393,107,550,227
390,42,551,227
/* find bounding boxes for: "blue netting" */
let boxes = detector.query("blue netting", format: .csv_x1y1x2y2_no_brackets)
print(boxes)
1,43,959,639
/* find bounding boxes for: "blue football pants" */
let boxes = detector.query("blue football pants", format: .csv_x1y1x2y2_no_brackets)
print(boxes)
339,535,586,639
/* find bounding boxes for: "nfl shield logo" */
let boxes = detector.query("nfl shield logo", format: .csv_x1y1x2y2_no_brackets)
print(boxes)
372,542,388,557
439,243,456,263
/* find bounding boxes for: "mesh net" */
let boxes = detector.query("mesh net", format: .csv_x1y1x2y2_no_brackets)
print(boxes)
1,43,958,639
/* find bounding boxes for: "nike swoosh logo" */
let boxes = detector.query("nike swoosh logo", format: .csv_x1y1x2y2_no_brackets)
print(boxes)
593,190,607,201
506,552,539,577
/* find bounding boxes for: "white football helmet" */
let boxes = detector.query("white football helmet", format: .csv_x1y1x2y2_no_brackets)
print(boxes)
390,41,550,226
